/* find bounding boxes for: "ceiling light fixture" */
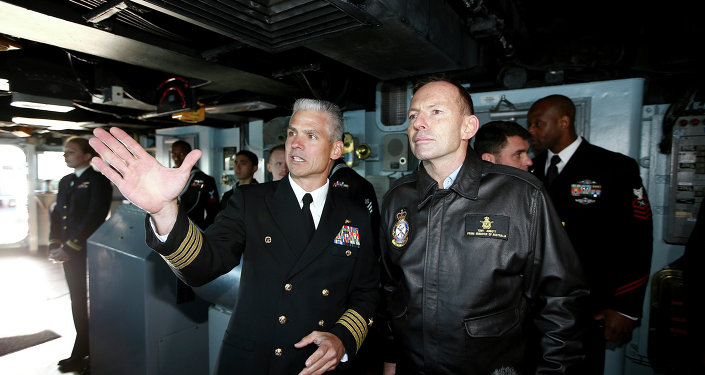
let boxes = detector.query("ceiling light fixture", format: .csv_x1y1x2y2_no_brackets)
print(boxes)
205,100,276,114
11,93,75,113
12,117,89,130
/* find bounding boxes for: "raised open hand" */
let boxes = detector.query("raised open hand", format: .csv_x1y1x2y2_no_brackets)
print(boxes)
89,127,201,232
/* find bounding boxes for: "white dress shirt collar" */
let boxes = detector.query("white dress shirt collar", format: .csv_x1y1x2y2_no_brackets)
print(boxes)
74,166,90,178
546,136,583,175
288,175,329,229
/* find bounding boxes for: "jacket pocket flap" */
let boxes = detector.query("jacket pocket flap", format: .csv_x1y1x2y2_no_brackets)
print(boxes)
463,307,520,338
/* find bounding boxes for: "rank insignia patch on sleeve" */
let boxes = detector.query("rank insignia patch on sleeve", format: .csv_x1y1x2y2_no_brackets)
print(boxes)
334,225,360,248
632,187,652,219
465,214,509,240
391,209,410,248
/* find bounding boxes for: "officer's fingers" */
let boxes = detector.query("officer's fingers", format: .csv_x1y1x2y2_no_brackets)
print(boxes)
108,127,152,160
294,331,317,348
299,349,327,375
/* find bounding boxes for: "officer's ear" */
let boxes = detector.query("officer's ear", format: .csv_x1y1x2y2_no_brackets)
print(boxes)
329,140,344,160
462,115,480,140
481,153,496,164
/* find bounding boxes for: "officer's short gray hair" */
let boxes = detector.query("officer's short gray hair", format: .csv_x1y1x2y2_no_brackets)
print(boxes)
291,98,343,145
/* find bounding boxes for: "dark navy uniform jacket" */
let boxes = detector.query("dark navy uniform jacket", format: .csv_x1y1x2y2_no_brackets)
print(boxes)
146,178,379,375
179,167,219,230
533,140,653,318
49,167,113,253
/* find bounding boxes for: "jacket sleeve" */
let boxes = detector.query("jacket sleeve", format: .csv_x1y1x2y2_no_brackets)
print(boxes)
145,186,246,287
526,187,590,374
607,157,653,318
329,203,381,362
66,172,112,251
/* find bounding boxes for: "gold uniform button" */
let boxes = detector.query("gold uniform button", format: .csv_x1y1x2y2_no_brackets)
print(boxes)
265,236,272,243
284,283,292,291
274,348,282,356
63,226,68,230
345,250,352,256
63,205,67,209
62,216,67,219
278,315,287,324
322,289,329,296
318,320,325,327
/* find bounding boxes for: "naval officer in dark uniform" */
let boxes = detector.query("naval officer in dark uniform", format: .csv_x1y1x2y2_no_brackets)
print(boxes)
528,94,653,374
49,136,112,373
89,98,379,375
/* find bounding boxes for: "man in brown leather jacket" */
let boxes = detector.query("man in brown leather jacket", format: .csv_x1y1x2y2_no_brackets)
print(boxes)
379,78,589,374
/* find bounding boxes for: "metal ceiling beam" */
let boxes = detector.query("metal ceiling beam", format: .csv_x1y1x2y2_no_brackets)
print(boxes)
0,1,301,97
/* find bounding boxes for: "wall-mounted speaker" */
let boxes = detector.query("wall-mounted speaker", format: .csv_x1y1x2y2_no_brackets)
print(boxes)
382,133,410,171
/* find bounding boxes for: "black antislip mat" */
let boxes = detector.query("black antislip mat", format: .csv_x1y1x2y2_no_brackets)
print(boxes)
0,330,61,357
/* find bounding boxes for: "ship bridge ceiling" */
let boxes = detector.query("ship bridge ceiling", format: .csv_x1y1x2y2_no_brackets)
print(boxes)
0,0,702,136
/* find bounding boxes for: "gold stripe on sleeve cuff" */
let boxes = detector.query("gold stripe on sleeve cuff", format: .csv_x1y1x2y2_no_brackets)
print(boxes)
65,240,82,251
336,309,368,353
163,220,203,270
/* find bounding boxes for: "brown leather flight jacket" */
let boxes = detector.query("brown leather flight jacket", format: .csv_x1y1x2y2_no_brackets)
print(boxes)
380,150,589,374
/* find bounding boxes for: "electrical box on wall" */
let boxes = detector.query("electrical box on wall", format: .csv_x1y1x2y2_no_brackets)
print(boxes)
665,115,705,244
382,133,410,171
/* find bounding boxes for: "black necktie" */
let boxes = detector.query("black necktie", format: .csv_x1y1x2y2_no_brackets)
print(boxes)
302,193,315,242
546,155,561,186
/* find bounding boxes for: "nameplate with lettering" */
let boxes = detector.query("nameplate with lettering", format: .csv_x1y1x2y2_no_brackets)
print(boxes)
465,214,509,240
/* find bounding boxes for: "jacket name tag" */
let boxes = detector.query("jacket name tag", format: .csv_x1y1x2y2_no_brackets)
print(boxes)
465,214,509,240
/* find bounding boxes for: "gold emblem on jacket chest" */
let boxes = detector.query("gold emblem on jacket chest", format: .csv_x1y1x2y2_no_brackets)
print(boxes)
481,216,493,229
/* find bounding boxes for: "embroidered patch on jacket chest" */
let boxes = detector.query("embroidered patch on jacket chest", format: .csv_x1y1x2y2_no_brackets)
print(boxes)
391,209,410,248
465,214,509,240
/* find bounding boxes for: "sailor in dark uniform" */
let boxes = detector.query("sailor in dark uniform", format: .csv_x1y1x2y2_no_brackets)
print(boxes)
171,140,219,229
528,94,653,374
89,98,379,375
49,136,112,373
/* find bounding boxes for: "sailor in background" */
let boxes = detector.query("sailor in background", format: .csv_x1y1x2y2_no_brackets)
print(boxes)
528,94,653,374
171,140,220,230
49,136,112,374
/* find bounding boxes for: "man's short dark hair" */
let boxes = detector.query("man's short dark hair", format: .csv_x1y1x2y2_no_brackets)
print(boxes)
237,150,258,165
412,76,475,115
172,140,192,153
474,121,531,155
534,94,576,128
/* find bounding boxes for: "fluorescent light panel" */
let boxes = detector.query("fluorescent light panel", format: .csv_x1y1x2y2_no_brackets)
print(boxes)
11,93,75,113
12,117,88,130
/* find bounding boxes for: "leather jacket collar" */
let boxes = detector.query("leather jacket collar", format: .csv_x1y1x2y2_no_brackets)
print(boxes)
416,147,484,208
